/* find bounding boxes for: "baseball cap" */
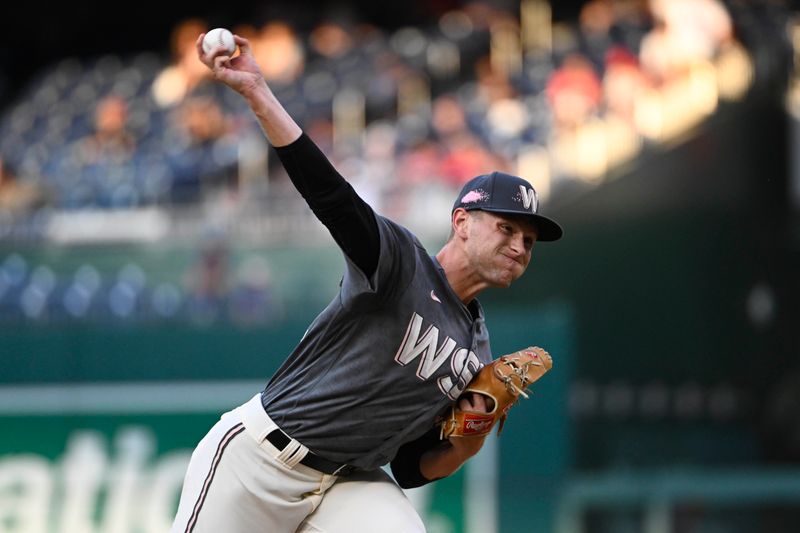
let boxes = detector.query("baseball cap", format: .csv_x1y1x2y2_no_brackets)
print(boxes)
452,171,563,242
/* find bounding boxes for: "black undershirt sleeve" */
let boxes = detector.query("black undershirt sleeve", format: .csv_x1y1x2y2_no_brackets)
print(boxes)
390,426,446,489
274,133,380,279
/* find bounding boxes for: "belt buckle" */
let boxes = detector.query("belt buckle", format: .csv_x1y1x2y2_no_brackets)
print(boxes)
331,464,354,476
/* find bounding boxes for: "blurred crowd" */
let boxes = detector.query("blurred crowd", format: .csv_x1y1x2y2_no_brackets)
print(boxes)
0,244,282,327
0,0,781,326
0,0,756,222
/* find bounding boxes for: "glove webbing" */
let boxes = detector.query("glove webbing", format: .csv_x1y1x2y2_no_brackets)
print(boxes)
496,355,547,399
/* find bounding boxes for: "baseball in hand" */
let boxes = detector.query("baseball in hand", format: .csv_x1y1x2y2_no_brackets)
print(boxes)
202,28,237,56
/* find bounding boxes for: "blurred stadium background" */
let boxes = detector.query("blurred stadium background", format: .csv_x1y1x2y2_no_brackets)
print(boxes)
1,0,800,531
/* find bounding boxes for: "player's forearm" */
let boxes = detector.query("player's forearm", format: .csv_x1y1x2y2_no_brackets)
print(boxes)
199,32,300,147
418,437,485,480
244,83,302,148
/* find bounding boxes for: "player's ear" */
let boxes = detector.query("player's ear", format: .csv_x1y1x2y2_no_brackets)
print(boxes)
452,208,471,239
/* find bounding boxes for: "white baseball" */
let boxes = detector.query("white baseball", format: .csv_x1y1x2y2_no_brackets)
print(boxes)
202,28,237,56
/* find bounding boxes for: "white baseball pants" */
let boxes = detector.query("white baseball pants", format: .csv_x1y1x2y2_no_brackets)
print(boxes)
171,394,426,533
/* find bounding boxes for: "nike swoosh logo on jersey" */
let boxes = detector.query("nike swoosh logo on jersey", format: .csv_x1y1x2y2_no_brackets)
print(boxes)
430,290,441,303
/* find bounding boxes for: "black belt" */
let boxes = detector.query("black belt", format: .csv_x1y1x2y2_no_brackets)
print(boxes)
265,428,356,476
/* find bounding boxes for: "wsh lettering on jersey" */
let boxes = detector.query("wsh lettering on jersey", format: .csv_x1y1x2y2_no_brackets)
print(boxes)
394,313,481,400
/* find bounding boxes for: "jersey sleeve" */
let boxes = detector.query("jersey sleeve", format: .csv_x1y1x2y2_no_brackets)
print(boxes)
338,215,420,305
274,133,380,279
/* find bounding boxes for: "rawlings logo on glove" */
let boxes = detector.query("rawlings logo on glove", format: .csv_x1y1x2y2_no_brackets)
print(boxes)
440,346,553,439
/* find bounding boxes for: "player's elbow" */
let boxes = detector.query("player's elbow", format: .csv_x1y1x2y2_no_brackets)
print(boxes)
390,458,439,489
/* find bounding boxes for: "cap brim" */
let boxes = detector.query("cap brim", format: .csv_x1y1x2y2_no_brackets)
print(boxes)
475,207,564,242
530,214,563,242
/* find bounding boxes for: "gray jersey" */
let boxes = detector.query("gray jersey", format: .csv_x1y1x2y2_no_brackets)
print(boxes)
262,215,492,470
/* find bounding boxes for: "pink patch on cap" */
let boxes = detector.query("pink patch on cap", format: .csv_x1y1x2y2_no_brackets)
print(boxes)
460,190,488,204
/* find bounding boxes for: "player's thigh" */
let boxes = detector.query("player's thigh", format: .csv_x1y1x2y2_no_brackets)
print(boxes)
172,410,329,533
297,468,426,533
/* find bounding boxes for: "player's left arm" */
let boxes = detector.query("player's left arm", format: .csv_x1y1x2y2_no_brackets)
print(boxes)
419,392,491,479
390,393,490,488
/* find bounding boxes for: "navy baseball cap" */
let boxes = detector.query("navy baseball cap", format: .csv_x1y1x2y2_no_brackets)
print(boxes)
452,171,563,242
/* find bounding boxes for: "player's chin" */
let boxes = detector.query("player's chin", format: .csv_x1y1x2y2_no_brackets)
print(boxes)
484,263,523,288
490,270,518,288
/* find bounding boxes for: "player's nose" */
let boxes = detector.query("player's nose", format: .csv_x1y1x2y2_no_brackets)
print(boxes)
507,234,527,258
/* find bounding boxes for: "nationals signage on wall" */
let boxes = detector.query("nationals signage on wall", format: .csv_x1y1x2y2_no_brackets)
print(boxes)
0,389,476,533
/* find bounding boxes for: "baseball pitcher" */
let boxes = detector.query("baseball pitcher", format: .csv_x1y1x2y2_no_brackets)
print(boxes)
171,31,563,533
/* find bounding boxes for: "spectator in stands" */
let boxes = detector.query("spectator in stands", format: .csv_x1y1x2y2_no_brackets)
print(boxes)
606,0,653,56
152,18,212,108
544,53,605,181
167,94,239,204
546,53,603,132
76,94,136,165
0,156,49,216
431,93,469,142
474,54,516,106
229,255,281,327
639,0,733,85
396,138,440,186
55,93,139,207
438,133,507,186
598,45,649,170
309,19,354,60
468,53,533,153
184,233,230,324
251,21,305,84
603,45,650,126
430,94,506,186
577,0,617,71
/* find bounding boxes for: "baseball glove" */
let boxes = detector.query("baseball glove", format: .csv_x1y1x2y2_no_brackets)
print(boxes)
440,346,553,439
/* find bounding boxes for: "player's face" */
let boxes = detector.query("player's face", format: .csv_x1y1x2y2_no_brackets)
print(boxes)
466,211,537,287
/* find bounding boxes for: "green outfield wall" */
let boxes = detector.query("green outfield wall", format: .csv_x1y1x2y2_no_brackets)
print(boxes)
0,302,574,533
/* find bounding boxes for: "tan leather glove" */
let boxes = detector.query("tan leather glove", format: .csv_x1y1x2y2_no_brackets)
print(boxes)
440,346,553,439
